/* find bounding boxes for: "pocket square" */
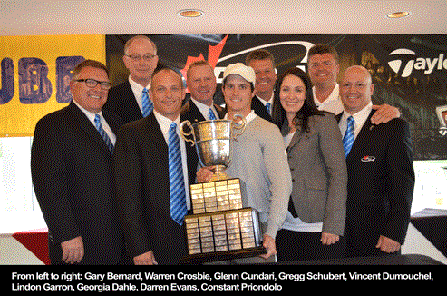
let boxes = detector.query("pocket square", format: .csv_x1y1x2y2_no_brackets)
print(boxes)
361,155,375,162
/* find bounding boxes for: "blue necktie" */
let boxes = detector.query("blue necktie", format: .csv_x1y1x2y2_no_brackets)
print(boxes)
141,88,153,117
266,102,271,114
94,114,114,152
209,108,217,120
168,122,187,224
343,116,355,157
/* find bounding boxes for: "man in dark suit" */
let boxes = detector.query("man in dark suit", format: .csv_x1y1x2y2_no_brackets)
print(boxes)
245,49,276,122
31,60,126,264
337,65,414,258
181,60,225,123
113,67,199,265
103,35,159,124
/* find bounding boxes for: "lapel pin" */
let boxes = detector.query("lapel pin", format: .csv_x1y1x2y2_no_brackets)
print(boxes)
361,155,375,162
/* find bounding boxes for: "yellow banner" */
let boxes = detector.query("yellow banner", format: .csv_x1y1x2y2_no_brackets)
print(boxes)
0,34,105,137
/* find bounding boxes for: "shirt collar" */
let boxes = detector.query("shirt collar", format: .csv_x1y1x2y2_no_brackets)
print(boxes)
129,75,150,94
190,97,217,119
313,84,339,106
73,101,103,124
341,101,373,125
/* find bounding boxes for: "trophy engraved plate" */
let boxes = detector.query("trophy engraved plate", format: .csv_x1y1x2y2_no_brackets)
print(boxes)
185,208,262,256
190,179,242,214
180,115,246,181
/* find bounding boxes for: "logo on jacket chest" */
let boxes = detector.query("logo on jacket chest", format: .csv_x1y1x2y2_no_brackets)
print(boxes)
361,155,376,163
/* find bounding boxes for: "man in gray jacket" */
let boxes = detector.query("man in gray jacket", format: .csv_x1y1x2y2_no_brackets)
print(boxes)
197,63,292,261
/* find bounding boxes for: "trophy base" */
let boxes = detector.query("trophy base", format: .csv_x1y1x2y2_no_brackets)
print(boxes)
209,165,230,182
209,172,230,182
180,246,267,264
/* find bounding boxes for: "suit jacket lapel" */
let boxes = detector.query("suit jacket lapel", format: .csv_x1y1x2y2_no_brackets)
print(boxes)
189,100,206,123
67,103,112,155
346,110,375,161
124,81,143,119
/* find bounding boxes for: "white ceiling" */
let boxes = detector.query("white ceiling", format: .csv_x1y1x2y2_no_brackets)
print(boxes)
0,0,446,36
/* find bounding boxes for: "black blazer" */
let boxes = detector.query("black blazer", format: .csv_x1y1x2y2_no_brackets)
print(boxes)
336,110,414,257
103,81,143,124
251,96,273,122
113,112,199,264
180,99,226,124
31,103,125,264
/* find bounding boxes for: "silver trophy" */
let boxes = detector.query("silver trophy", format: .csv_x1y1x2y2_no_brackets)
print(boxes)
180,114,246,181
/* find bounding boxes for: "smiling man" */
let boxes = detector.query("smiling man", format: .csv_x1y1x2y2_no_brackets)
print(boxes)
104,35,160,124
31,60,126,265
113,67,199,265
245,49,277,122
337,65,414,258
197,63,292,262
181,60,225,123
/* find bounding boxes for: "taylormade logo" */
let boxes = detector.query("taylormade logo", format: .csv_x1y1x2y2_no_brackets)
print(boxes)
388,48,447,77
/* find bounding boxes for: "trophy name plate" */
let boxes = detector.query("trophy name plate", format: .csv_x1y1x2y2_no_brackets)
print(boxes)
182,179,265,263
185,208,262,256
190,179,242,214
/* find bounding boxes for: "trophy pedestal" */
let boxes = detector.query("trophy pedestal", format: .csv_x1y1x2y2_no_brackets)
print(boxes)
209,165,230,182
182,179,265,263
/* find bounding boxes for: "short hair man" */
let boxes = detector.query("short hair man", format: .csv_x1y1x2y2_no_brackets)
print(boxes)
31,60,126,264
181,60,225,123
197,63,292,260
308,43,400,124
245,49,277,122
337,65,414,257
113,67,199,265
103,35,159,124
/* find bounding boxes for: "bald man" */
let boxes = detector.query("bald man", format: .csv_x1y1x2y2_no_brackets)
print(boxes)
337,65,414,258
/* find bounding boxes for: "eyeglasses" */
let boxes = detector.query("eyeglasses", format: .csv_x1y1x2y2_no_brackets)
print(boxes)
125,53,157,62
74,79,112,90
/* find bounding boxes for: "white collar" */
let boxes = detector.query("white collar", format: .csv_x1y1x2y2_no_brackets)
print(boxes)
73,101,103,123
190,97,217,120
313,84,339,106
129,75,150,93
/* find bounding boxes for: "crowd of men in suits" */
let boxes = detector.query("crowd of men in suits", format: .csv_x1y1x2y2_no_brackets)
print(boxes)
31,35,414,265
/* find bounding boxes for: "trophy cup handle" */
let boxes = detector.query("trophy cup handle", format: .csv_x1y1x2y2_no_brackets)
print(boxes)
179,120,196,146
231,113,247,140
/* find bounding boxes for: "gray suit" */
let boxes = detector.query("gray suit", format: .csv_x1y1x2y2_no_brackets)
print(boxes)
284,113,347,236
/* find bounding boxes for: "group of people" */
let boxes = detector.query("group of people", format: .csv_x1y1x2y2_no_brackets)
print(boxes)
31,35,415,265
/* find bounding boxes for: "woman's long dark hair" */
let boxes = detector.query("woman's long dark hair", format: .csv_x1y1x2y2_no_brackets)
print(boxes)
271,67,324,133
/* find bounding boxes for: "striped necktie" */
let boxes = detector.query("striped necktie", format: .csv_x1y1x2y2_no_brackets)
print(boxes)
209,108,217,120
94,114,114,152
266,102,271,114
343,116,355,157
141,88,153,117
168,122,187,224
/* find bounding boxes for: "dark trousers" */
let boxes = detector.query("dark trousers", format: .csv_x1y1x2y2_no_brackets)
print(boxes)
276,229,346,262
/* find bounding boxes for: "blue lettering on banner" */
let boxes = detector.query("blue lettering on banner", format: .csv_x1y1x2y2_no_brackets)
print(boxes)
18,58,53,104
0,56,85,105
56,56,85,103
0,58,14,105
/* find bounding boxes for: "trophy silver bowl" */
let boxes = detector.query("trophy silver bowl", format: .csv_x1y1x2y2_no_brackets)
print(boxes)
180,114,246,181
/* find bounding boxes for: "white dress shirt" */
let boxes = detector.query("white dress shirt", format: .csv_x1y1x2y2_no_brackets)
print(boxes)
73,101,116,145
129,76,151,112
313,84,344,115
338,102,373,140
190,97,219,120
153,110,191,209
258,93,274,115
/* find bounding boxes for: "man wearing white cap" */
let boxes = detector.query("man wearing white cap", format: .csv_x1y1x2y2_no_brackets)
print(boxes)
197,63,292,261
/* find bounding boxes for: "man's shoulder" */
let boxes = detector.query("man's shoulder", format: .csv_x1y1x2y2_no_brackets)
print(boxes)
108,81,131,97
